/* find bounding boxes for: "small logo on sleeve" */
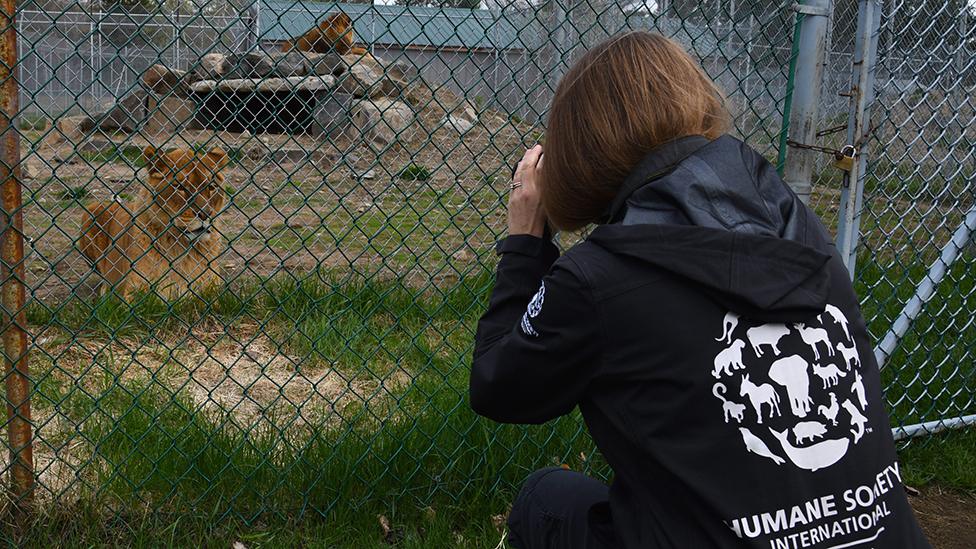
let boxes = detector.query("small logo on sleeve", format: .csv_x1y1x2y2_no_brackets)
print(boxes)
520,281,545,337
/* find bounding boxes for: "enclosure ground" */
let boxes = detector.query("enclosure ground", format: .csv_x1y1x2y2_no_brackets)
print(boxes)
5,255,973,547
911,486,976,549
1,429,973,548
10,114,976,547
19,88,535,303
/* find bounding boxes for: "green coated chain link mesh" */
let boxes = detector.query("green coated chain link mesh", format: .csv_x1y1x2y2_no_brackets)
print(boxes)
0,0,972,522
850,0,976,443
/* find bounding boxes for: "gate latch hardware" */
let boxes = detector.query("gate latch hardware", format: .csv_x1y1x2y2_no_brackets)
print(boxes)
833,145,857,172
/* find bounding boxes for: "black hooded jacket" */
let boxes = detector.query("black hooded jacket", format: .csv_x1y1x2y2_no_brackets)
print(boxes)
471,136,930,548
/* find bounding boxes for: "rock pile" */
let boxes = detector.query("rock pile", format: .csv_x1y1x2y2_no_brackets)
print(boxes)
79,50,424,148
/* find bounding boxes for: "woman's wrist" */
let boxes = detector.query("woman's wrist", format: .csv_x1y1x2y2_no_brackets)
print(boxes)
497,231,555,255
508,221,547,238
499,223,555,254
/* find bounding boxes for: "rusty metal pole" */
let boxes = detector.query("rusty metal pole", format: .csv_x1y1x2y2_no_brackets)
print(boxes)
0,0,33,510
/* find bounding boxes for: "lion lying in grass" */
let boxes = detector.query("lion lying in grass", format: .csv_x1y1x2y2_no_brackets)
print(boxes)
79,146,229,300
282,12,370,56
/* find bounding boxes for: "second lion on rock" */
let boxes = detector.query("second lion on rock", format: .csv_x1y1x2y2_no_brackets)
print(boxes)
282,12,371,56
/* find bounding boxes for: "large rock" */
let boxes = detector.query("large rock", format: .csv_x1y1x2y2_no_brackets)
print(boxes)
382,58,419,84
193,53,231,81
266,51,309,77
80,90,147,133
203,75,336,94
254,77,292,93
190,80,217,93
21,154,45,180
216,78,262,93
294,75,336,92
311,92,354,137
144,95,198,136
441,102,479,134
351,99,416,147
338,61,402,99
456,101,478,123
224,51,308,79
443,114,475,134
224,52,275,79
305,52,346,76
142,64,191,96
45,115,89,145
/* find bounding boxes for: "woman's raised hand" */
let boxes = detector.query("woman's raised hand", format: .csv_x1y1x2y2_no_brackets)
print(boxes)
507,145,547,238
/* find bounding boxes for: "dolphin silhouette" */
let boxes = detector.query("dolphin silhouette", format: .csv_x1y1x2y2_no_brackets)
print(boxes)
768,429,849,472
739,427,785,465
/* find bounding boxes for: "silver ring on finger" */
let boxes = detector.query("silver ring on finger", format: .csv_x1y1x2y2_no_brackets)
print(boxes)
510,181,523,191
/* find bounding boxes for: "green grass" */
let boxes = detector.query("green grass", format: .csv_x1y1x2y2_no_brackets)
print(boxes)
55,185,89,202
806,182,976,429
900,429,976,491
854,251,976,428
398,164,432,181
26,266,501,370
18,114,48,132
14,268,606,547
60,371,597,517
3,501,514,547
80,144,146,167
12,220,976,546
228,183,503,270
2,427,971,547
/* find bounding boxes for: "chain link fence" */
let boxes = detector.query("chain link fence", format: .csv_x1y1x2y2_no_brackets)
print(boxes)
18,9,250,117
0,0,972,521
852,0,976,440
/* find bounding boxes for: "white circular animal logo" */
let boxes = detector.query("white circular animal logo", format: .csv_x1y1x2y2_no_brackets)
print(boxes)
710,307,871,472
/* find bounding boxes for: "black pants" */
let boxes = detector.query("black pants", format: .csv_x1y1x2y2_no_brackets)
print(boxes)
507,467,617,549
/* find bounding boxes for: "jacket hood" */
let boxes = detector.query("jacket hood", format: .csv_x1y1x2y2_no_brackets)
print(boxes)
587,135,834,322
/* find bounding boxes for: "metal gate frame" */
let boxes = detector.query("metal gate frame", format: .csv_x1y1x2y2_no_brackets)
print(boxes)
786,0,976,440
845,0,976,440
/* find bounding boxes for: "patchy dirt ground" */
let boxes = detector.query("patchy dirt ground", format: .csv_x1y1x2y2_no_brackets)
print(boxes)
911,486,976,549
37,325,410,418
19,82,536,303
19,320,414,501
19,78,967,307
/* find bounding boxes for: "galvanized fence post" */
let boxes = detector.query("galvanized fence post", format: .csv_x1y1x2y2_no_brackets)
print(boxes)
0,0,34,510
835,0,880,276
781,0,832,205
881,202,976,439
550,0,569,89
247,0,260,53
